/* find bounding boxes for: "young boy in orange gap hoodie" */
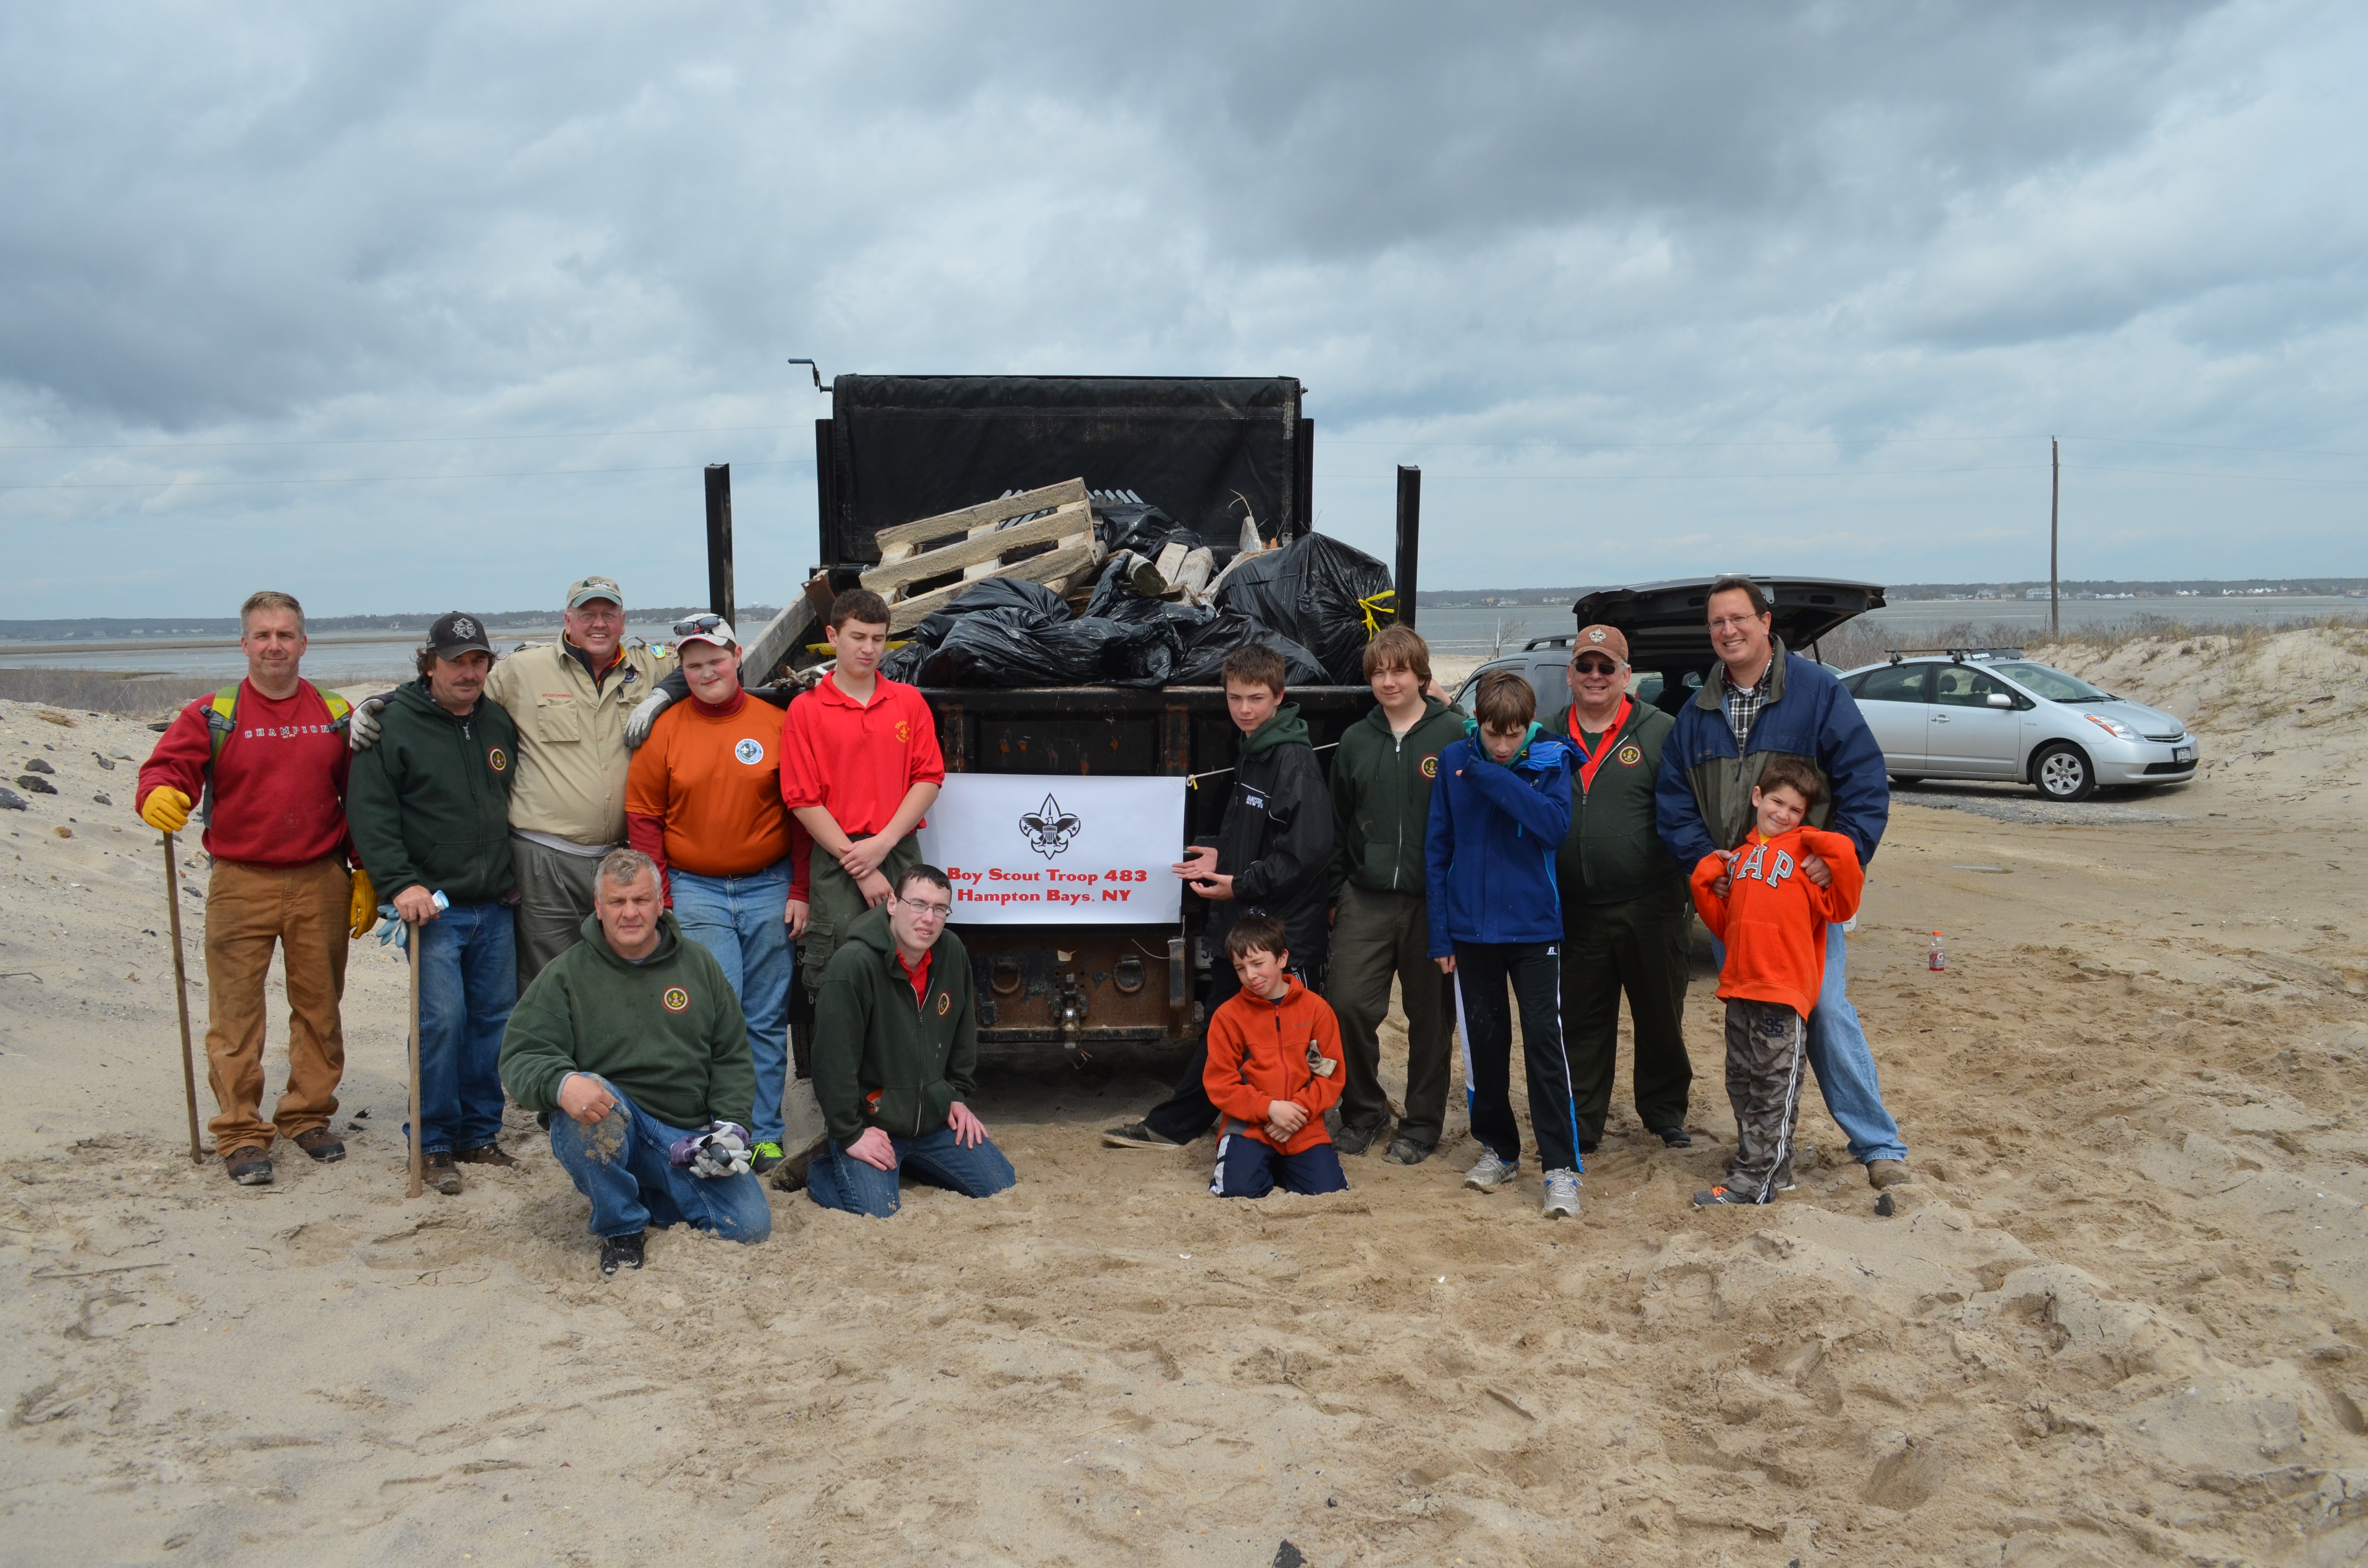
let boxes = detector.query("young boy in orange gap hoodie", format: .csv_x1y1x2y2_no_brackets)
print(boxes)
1688,757,1865,1207
1204,914,1350,1198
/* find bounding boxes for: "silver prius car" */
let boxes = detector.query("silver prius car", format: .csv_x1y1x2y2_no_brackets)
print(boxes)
1837,651,2198,801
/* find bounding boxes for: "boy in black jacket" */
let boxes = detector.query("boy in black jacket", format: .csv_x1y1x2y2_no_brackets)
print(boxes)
1104,642,1333,1150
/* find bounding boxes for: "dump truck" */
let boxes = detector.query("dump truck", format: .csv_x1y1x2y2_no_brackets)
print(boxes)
722,375,1427,1075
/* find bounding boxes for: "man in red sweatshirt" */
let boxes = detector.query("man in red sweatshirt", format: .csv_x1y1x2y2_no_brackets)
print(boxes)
136,591,368,1186
1688,756,1864,1208
1202,914,1350,1199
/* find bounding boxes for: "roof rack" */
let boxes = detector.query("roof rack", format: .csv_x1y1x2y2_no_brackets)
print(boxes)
1521,635,1575,651
1884,646,2025,665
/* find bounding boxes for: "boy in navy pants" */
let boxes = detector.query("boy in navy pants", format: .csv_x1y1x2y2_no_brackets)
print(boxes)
1425,670,1583,1218
1203,915,1350,1199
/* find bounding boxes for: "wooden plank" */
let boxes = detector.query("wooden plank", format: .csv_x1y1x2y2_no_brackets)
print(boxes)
860,500,1093,596
871,477,1089,557
887,542,1101,632
740,588,820,686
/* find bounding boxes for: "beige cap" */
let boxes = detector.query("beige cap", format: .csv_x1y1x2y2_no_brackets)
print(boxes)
1571,624,1630,663
567,574,623,609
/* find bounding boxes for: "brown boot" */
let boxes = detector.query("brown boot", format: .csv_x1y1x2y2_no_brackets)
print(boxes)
421,1151,463,1195
452,1144,518,1168
292,1127,346,1164
1866,1158,1912,1189
224,1146,274,1186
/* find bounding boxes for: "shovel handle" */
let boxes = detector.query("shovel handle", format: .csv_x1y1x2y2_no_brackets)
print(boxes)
161,832,205,1164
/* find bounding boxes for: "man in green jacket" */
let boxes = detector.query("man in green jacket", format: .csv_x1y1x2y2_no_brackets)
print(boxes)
1555,625,1694,1153
345,612,521,1194
500,848,770,1276
805,864,1015,1218
1325,626,1465,1164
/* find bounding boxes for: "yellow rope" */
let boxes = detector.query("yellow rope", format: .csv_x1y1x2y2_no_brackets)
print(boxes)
1357,590,1398,640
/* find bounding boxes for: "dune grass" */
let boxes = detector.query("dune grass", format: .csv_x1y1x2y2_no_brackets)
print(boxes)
0,668,219,719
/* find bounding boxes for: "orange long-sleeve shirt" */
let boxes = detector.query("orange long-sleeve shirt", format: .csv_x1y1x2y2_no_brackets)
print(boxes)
626,691,809,891
1690,825,1864,1018
1203,976,1346,1155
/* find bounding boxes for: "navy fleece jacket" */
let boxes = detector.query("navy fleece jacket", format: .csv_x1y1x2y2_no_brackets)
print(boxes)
1423,730,1575,956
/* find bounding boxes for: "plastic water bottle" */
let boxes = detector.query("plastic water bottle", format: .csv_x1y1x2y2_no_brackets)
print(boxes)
1928,930,1946,972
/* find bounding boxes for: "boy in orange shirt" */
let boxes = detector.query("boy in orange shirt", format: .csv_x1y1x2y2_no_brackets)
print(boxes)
626,616,810,1173
1203,914,1350,1199
1687,757,1864,1207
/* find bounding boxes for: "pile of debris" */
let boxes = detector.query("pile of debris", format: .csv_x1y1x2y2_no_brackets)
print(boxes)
841,476,1395,690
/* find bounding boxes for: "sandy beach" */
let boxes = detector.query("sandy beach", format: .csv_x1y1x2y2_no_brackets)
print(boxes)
4,624,2366,1566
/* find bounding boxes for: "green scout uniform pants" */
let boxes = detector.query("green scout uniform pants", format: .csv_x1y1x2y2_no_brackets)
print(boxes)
1561,882,1694,1146
801,833,923,997
513,835,606,991
1325,882,1455,1148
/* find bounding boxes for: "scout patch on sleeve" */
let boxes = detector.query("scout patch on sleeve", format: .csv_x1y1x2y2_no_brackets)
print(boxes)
662,986,691,1012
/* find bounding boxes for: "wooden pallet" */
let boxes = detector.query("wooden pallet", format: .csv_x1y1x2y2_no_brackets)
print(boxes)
863,478,1101,632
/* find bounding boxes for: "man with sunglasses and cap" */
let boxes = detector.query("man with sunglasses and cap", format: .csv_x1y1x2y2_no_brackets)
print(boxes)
1555,625,1696,1158
625,615,812,1175
352,575,673,988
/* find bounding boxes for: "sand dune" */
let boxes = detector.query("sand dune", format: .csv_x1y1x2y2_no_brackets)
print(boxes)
3,627,2366,1565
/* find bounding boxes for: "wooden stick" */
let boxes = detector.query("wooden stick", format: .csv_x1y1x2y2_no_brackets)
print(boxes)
160,831,206,1164
407,925,424,1199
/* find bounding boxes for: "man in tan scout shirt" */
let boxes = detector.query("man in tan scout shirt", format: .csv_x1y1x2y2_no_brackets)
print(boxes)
354,575,673,985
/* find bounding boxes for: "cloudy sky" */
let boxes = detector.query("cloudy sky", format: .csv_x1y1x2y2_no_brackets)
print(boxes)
3,0,2363,619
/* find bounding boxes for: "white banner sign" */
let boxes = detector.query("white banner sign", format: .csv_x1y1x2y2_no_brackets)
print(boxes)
915,774,1187,925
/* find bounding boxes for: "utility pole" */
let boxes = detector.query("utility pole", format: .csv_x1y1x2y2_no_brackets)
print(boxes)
2049,436,2060,639
1394,466,1421,630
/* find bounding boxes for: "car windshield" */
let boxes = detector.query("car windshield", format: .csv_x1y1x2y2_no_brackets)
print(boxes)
1991,662,2112,702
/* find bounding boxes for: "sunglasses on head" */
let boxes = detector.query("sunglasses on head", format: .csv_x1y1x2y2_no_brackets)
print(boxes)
673,613,726,636
1571,658,1621,675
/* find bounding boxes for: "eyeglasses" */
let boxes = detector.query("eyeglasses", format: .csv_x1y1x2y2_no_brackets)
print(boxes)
1570,659,1621,675
1707,614,1764,633
898,896,952,920
673,613,726,636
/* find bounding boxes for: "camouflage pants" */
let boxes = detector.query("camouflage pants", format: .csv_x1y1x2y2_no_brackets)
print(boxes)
1723,998,1808,1202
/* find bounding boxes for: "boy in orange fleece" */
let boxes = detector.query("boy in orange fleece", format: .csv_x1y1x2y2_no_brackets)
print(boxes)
1688,757,1864,1207
1203,915,1350,1198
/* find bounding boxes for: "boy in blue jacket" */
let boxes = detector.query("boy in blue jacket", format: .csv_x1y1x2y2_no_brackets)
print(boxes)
1425,670,1583,1218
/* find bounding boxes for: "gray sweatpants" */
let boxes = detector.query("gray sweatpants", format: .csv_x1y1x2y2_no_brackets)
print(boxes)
1723,997,1808,1202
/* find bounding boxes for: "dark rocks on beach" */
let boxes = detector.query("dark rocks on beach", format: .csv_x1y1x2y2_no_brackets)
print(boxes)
23,758,55,774
16,775,58,795
93,792,112,807
0,786,25,811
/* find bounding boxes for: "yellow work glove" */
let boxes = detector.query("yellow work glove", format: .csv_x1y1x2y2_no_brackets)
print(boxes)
139,786,192,834
348,868,377,940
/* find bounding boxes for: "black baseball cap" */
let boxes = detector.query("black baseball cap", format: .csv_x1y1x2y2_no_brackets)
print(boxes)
427,612,494,660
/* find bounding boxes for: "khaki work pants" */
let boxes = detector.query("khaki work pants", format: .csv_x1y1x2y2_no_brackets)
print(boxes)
202,855,351,1153
513,834,606,989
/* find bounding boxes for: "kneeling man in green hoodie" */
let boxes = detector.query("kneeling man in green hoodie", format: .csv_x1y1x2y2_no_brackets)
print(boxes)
805,863,1016,1217
500,848,772,1276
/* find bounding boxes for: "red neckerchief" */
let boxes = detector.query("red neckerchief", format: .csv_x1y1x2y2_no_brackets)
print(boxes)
1566,696,1632,795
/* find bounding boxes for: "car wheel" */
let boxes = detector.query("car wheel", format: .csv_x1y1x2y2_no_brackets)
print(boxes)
2031,742,2095,802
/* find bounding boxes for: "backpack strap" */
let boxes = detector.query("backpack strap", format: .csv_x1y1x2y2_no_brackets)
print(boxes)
197,683,349,824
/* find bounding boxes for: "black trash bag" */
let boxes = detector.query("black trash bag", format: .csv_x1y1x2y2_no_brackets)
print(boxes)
1165,604,1328,687
1214,533,1394,685
917,606,1095,687
1094,499,1201,562
878,576,1076,683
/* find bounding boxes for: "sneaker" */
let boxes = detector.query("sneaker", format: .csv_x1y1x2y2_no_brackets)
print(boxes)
1464,1151,1518,1192
224,1146,273,1186
421,1152,463,1195
1333,1122,1384,1157
1653,1125,1693,1150
1101,1121,1183,1150
749,1141,786,1176
1692,1184,1762,1207
292,1127,345,1163
1866,1159,1913,1189
1542,1168,1582,1218
598,1230,646,1278
768,1137,829,1193
1383,1135,1434,1166
452,1143,517,1168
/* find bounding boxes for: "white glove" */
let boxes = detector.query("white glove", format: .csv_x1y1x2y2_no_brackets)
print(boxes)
689,1122,752,1178
625,689,676,749
348,694,388,752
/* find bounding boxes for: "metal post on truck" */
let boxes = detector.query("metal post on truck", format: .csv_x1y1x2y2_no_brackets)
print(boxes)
704,463,736,627
1395,465,1421,630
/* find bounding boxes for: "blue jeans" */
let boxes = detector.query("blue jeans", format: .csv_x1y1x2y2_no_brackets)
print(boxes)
411,902,516,1154
1710,923,1906,1164
671,860,796,1147
545,1078,772,1242
805,1125,1016,1218
1209,1134,1350,1198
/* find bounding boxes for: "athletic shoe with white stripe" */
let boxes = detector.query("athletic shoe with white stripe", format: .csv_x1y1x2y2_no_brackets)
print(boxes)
1464,1151,1518,1192
1542,1168,1581,1218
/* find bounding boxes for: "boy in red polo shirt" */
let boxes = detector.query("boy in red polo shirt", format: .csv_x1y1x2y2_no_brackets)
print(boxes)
781,588,946,997
1203,915,1350,1199
1688,757,1864,1208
